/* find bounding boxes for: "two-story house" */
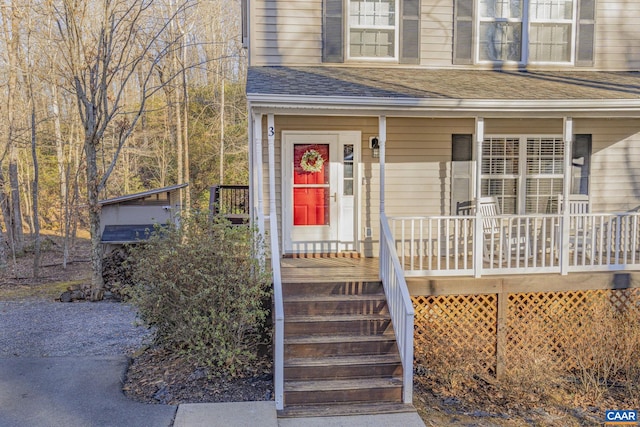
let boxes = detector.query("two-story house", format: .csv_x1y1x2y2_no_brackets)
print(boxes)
245,0,640,416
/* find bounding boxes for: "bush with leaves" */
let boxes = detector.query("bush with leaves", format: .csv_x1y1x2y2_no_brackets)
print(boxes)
126,213,271,377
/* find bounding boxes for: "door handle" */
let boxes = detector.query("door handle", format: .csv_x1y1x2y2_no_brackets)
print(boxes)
332,192,337,201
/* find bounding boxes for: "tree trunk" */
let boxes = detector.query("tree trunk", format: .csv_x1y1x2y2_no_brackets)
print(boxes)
182,32,191,212
30,93,41,278
52,85,70,269
0,170,12,257
219,77,225,184
85,139,104,301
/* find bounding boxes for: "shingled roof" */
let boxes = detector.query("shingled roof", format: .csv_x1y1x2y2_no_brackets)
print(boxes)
247,66,640,101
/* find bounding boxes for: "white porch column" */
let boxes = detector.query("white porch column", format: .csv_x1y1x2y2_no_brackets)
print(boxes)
379,115,387,216
267,113,278,256
253,113,265,240
474,117,484,278
266,113,284,411
560,117,573,275
248,106,254,223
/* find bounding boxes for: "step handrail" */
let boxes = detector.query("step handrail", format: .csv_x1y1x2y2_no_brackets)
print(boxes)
380,212,414,404
270,212,284,410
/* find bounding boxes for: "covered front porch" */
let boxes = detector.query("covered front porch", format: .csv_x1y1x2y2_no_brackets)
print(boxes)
247,67,640,412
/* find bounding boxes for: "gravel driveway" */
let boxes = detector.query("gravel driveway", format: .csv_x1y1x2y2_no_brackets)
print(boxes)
0,300,153,357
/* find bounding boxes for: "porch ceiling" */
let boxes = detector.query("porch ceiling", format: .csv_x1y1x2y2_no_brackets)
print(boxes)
247,66,640,116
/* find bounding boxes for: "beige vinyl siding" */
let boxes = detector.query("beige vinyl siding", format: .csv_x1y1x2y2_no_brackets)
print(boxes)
384,118,474,219
574,118,640,211
419,0,454,66
247,0,640,70
250,0,323,66
485,119,564,135
594,0,640,70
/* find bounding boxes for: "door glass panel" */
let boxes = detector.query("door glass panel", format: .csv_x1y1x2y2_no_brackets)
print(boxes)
343,144,354,196
293,144,330,226
294,144,329,184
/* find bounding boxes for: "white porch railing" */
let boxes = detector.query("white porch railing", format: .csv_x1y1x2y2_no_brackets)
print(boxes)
389,212,640,277
380,212,415,404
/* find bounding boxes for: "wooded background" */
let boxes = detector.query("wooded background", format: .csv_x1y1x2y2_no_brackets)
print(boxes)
0,0,247,289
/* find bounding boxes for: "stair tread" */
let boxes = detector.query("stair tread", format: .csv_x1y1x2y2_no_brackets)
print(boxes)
285,294,386,302
285,377,402,392
278,402,416,418
285,333,395,344
285,354,400,367
286,314,390,322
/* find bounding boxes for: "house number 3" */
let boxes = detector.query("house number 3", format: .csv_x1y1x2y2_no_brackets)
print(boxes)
268,127,275,137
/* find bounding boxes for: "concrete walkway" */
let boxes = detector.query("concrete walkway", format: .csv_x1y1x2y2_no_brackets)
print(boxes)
0,356,176,427
174,402,426,427
0,356,425,427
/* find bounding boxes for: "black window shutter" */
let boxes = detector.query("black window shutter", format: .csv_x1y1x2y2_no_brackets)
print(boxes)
572,135,592,195
241,0,248,48
451,134,474,215
323,0,344,63
576,0,596,67
452,134,473,161
400,0,420,64
453,0,474,65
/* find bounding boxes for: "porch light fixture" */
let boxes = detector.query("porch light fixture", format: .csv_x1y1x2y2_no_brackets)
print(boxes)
369,136,380,158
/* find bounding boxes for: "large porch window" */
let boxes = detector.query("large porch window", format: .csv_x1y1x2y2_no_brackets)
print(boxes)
481,135,588,214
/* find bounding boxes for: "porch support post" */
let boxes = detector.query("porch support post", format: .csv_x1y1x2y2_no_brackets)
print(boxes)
474,117,485,278
379,115,387,216
560,117,573,275
266,113,284,411
267,113,278,256
253,113,265,244
248,105,254,225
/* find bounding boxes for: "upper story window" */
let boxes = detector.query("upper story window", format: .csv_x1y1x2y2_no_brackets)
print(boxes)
348,0,398,59
323,0,420,64
454,0,595,66
479,0,575,64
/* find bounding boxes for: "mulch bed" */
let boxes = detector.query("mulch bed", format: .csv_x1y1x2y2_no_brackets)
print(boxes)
123,347,274,405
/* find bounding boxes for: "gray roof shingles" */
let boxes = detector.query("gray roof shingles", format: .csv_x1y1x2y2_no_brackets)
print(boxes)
247,66,640,101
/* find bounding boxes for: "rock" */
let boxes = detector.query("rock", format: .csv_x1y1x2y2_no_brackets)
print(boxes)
188,368,208,381
60,291,73,303
469,410,492,418
443,397,461,406
153,385,172,404
70,290,84,300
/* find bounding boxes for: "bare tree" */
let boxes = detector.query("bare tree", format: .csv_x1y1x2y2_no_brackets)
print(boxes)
0,0,26,265
52,0,194,300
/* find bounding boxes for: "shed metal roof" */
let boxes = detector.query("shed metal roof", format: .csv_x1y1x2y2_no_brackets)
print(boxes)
99,183,188,207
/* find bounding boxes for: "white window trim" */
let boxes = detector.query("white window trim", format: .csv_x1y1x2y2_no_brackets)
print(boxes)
475,0,578,66
482,134,564,214
346,0,400,62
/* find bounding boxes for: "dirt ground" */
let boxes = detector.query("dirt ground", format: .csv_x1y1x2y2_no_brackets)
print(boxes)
0,233,619,426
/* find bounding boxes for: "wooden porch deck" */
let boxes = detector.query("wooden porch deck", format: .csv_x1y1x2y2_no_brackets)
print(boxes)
280,257,380,283
279,256,640,296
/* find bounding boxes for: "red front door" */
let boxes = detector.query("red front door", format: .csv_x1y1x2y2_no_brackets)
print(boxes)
293,144,330,226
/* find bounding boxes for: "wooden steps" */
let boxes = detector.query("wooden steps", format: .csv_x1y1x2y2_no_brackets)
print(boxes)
281,280,406,414
278,402,416,418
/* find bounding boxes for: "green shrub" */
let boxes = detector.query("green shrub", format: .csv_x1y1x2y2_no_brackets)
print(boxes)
126,213,271,377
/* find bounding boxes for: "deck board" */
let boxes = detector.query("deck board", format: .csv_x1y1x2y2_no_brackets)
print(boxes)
281,257,379,283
